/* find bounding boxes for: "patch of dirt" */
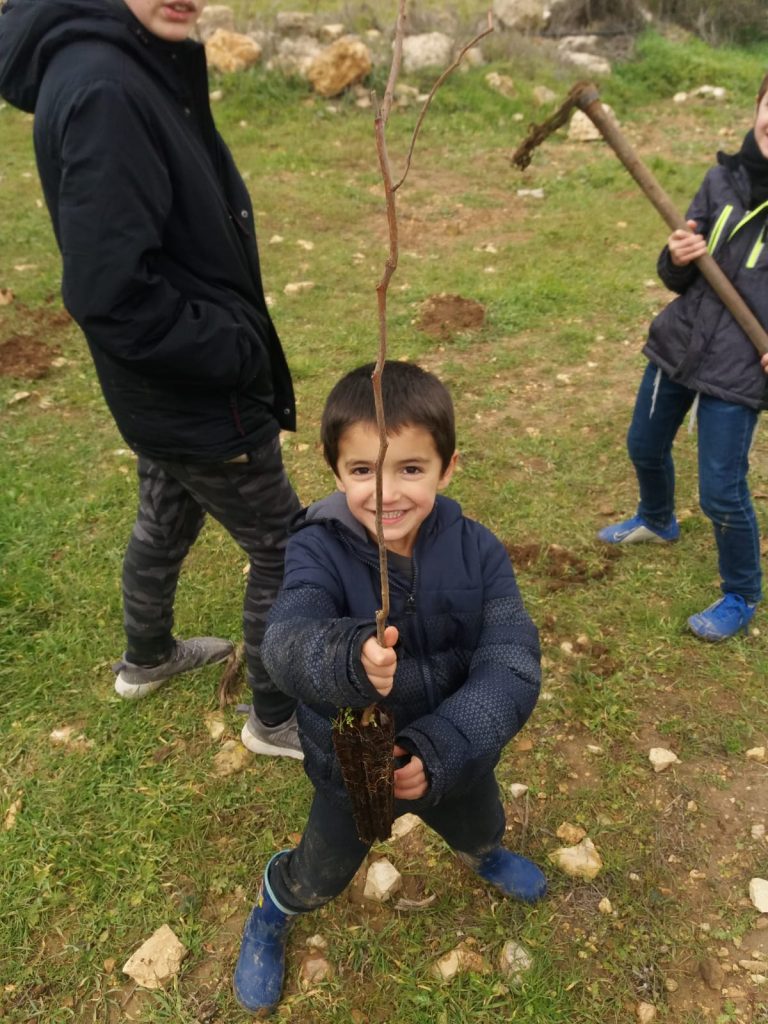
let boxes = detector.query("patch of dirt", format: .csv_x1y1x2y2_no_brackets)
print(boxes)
505,540,620,591
415,293,486,340
0,334,61,379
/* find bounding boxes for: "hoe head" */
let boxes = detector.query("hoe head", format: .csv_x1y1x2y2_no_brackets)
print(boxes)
512,80,600,170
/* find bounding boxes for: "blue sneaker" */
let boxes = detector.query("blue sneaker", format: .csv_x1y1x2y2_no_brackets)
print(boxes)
687,594,757,642
598,514,680,545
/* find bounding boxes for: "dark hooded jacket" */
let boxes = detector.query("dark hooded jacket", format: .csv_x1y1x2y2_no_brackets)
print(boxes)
261,492,541,810
646,155,768,410
0,0,295,460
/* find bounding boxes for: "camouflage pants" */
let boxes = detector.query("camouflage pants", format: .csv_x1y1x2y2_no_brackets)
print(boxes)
122,435,301,721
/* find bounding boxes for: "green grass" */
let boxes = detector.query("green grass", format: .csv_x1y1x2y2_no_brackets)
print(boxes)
2,25,768,1024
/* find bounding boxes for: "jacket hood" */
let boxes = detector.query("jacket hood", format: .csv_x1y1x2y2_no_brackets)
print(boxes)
297,491,463,553
0,0,186,111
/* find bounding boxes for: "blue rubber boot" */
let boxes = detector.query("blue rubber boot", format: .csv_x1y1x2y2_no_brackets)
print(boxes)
687,593,757,642
468,848,547,903
234,851,297,1015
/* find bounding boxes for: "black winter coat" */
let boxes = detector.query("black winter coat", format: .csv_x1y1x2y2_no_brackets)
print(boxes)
261,492,541,810
646,156,768,410
0,0,295,459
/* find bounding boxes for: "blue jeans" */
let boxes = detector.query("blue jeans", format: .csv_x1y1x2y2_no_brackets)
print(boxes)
268,774,506,914
627,363,762,602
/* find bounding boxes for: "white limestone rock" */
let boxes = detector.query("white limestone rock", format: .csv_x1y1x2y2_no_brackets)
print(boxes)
364,858,402,902
402,32,454,73
498,939,533,984
122,925,187,990
196,4,235,43
549,837,603,880
649,747,680,773
205,29,262,73
750,878,768,913
307,36,372,98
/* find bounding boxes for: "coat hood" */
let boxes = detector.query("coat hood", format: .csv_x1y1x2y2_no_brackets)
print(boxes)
0,0,185,111
297,491,464,554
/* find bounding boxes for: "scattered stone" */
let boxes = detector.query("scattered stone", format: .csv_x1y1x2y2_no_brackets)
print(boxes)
532,85,556,105
283,281,315,295
299,952,333,989
558,34,599,52
307,36,372,98
508,783,529,799
196,4,235,42
493,0,550,32
205,29,262,73
752,824,765,840
296,239,315,251
203,711,227,741
391,813,421,839
0,288,14,306
432,942,489,982
649,747,680,773
700,958,725,991
746,747,767,763
749,878,768,913
548,837,603,880
598,897,613,915
209,89,223,102
212,739,253,777
318,23,345,43
3,796,22,831
556,822,587,845
8,391,32,406
586,744,603,754
402,32,454,74
739,959,768,972
689,869,707,881
49,725,94,751
122,925,187,990
560,51,612,76
275,11,316,37
665,978,678,992
636,1002,656,1023
517,187,545,199
567,105,618,143
498,939,532,984
673,91,688,104
269,234,284,244
692,84,727,100
485,72,515,97
268,36,323,77
364,858,402,902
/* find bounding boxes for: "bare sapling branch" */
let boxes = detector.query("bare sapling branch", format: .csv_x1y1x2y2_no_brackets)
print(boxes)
393,10,494,193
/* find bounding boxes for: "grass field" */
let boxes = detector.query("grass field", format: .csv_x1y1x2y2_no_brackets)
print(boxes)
2,16,768,1024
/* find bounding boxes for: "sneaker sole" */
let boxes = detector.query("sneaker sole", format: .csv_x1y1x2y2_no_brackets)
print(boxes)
241,721,304,761
599,525,678,545
114,649,232,700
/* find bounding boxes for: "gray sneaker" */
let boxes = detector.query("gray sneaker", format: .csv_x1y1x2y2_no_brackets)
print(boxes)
113,637,234,700
241,707,304,761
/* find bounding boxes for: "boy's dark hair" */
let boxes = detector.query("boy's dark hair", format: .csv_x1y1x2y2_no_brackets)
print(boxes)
759,72,768,105
321,361,456,474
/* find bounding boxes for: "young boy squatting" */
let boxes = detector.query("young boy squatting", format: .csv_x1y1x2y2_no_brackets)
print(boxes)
234,361,547,1014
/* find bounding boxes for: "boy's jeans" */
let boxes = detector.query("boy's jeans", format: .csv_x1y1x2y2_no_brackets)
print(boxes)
268,773,506,913
122,435,301,722
627,362,762,602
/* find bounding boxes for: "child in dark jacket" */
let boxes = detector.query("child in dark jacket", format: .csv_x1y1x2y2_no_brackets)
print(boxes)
598,72,768,641
234,361,546,1014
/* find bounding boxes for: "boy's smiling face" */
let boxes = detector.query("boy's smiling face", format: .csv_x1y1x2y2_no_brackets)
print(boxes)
755,90,768,160
334,422,458,557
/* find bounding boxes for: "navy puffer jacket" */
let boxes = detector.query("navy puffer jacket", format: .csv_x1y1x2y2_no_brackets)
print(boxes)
261,492,541,810
645,156,768,410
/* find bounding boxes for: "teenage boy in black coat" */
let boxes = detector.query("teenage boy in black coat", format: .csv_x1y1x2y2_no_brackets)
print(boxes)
0,0,302,757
